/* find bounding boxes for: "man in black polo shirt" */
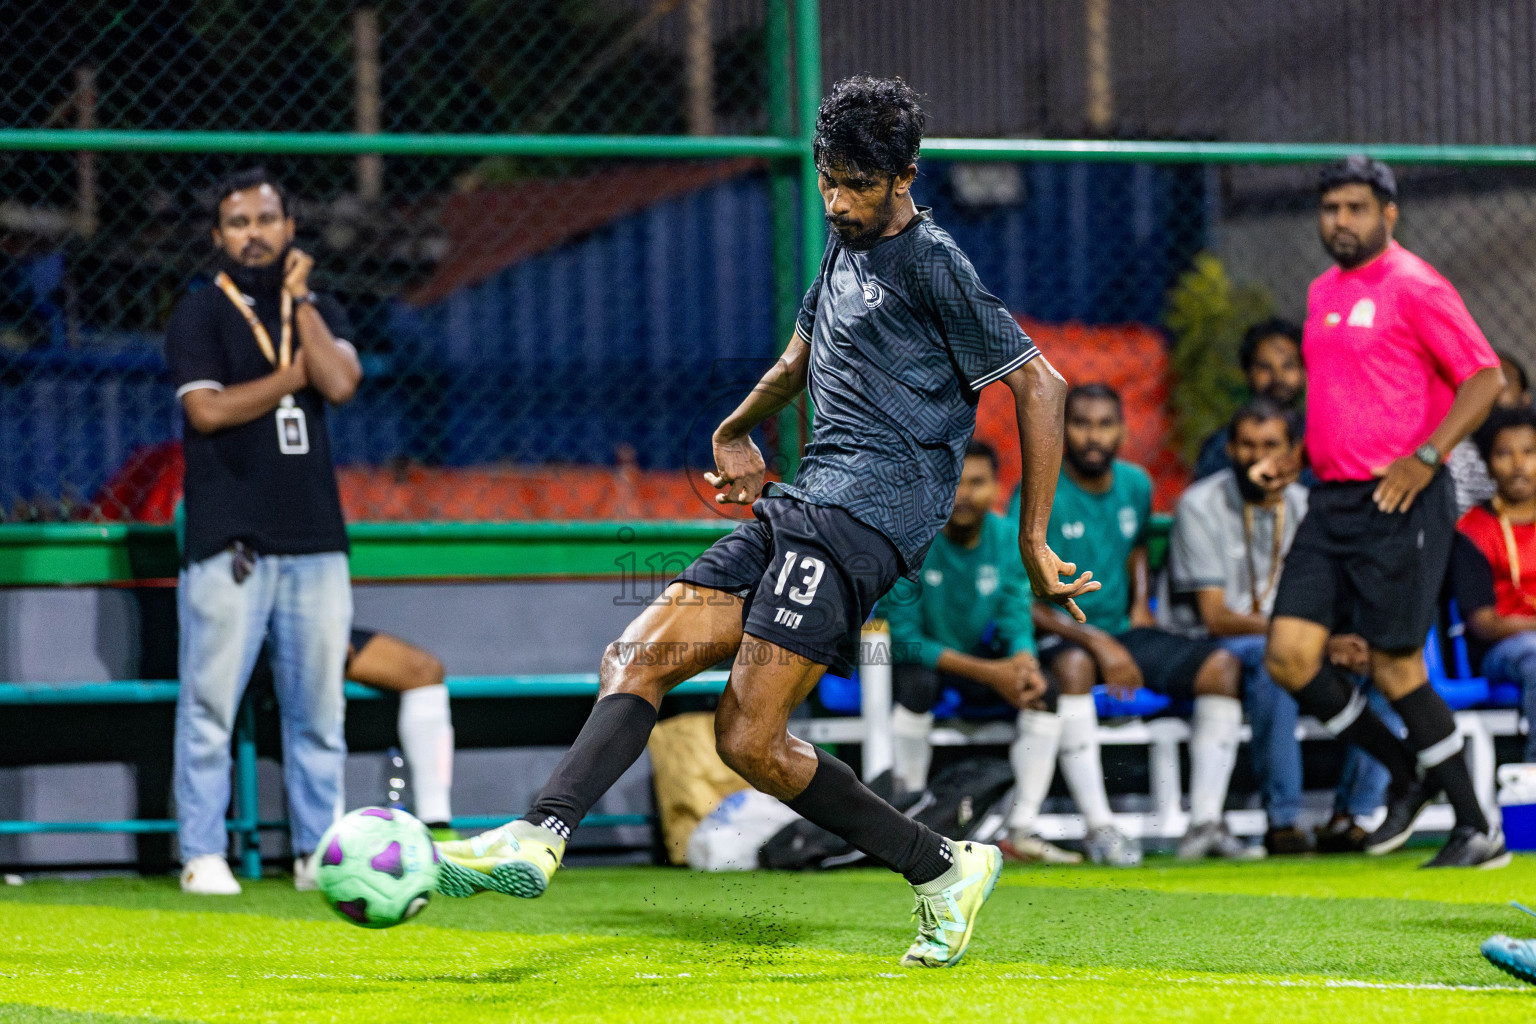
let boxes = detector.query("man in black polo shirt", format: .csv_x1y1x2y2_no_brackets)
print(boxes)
436,76,1095,968
167,169,362,896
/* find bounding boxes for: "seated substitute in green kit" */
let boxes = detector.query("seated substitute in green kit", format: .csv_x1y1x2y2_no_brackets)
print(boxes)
881,440,1079,865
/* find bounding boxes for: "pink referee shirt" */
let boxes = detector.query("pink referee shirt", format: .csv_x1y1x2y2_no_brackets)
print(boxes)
1303,240,1497,483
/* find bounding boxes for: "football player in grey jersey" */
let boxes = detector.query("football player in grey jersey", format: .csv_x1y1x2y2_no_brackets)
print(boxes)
436,76,1095,969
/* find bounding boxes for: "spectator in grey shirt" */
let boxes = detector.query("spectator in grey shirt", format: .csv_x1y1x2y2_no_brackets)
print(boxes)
1173,399,1404,854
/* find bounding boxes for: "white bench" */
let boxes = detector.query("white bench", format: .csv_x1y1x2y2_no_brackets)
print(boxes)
813,628,1522,840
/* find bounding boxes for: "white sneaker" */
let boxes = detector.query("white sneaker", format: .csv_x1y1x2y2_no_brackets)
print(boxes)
181,854,242,895
293,852,318,891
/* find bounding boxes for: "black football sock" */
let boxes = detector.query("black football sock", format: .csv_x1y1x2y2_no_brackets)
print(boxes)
521,692,657,840
1392,685,1490,833
785,746,953,885
1294,666,1417,785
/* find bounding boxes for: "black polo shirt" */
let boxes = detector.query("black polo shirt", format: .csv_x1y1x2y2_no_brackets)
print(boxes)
165,267,352,565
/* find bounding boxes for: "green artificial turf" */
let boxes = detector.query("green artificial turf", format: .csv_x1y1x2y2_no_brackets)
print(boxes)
1,853,1533,1022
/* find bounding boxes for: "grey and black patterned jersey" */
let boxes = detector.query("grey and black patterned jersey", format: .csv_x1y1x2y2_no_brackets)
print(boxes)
774,208,1041,577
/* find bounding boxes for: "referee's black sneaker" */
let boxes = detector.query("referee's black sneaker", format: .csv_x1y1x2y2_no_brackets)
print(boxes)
1363,777,1434,856
1420,826,1511,869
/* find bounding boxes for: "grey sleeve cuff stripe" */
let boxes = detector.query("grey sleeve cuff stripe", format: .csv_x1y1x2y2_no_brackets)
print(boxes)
970,346,1041,389
175,380,224,399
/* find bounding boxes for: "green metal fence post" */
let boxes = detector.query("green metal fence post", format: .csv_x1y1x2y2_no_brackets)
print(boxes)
794,0,824,291
234,692,262,880
766,0,802,479
790,0,822,471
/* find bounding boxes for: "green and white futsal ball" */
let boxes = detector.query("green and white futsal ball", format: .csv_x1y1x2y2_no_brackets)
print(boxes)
315,806,440,929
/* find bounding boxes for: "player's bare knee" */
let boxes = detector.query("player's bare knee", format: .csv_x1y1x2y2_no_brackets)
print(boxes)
1264,644,1320,691
1194,649,1241,698
597,640,667,702
413,651,446,689
714,719,773,781
1055,649,1096,695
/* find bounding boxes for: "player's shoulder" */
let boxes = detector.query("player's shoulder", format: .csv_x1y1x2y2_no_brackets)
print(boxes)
1383,242,1458,293
1113,459,1153,494
1457,502,1500,540
900,214,965,269
1307,264,1343,299
166,281,224,335
1177,468,1231,514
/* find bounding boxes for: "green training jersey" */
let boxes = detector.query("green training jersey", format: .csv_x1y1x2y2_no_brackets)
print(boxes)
1009,460,1151,636
879,512,1035,668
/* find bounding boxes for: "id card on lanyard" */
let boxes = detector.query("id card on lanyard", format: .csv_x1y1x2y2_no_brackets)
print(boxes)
214,272,308,455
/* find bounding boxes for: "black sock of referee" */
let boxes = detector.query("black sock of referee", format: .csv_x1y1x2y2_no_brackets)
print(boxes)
1293,665,1417,785
520,692,657,840
1392,685,1490,833
785,746,955,886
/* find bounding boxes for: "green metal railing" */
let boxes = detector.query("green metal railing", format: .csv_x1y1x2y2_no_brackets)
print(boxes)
0,672,731,878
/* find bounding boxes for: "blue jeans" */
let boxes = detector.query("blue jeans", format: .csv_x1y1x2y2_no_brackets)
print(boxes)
1226,635,1304,828
175,549,352,860
1482,631,1536,760
1225,634,1404,826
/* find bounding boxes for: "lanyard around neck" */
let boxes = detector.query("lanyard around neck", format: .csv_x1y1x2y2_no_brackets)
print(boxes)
1241,501,1286,615
1491,498,1536,610
214,271,291,369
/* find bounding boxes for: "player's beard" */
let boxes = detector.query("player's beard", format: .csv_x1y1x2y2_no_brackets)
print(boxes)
1322,220,1388,269
219,243,291,295
1064,444,1113,480
1233,459,1271,503
829,184,897,249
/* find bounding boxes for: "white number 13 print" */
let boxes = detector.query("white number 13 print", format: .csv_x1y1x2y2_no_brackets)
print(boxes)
773,550,826,606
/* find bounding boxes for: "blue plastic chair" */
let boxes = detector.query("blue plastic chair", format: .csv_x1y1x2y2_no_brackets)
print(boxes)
1444,599,1521,710
1426,620,1491,710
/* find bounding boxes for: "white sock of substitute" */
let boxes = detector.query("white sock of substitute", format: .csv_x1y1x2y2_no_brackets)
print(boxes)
891,705,935,793
1007,710,1063,835
1057,694,1114,829
398,685,455,825
1189,694,1243,827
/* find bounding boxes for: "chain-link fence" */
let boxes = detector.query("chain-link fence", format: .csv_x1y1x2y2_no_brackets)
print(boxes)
4,2,1536,523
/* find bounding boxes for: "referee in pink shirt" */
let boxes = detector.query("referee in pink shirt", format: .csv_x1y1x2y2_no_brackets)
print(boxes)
1258,156,1509,868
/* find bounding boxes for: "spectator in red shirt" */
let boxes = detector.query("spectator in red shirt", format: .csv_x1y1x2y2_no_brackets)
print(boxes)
1449,405,1536,761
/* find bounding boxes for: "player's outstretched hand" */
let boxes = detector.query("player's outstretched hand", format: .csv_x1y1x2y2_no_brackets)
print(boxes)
706,431,766,506
1022,542,1100,623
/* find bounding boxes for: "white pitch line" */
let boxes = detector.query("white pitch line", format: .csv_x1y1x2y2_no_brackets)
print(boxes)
986,969,1519,994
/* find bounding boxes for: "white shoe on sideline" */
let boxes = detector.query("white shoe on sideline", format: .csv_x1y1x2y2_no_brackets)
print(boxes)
181,854,242,895
293,852,318,891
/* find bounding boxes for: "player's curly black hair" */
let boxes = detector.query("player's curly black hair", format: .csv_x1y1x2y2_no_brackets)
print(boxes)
812,75,926,178
1238,318,1303,373
1474,403,1536,464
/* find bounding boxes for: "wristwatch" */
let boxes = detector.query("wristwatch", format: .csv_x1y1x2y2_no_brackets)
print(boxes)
1414,442,1442,468
293,290,318,307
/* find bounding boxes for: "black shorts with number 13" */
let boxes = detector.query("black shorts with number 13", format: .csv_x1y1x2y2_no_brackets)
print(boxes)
675,496,903,677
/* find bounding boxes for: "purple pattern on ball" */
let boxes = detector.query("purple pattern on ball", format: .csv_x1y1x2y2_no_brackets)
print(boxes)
370,840,405,879
432,844,440,864
322,836,344,867
360,807,395,820
336,899,369,924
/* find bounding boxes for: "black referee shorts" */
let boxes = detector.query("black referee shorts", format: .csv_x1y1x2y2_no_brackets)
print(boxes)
1271,470,1454,654
675,496,902,676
